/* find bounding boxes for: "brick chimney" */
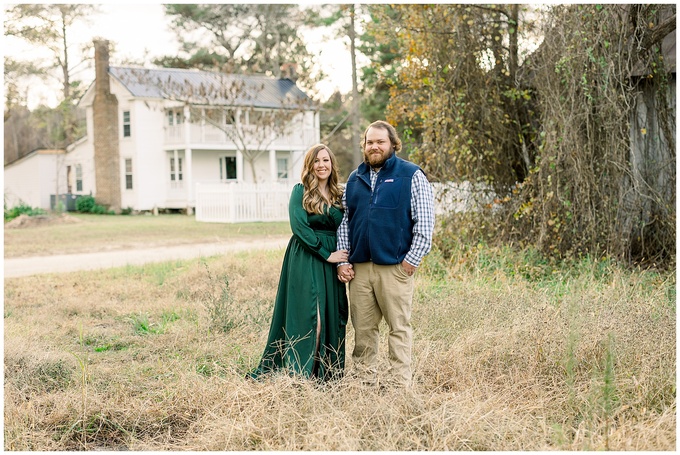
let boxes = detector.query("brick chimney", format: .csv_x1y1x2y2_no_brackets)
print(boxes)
280,63,298,83
92,39,121,213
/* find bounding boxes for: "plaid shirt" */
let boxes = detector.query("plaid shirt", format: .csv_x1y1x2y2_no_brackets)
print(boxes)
337,167,435,267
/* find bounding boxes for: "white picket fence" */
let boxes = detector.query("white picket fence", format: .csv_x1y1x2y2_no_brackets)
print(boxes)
195,181,494,223
195,182,291,223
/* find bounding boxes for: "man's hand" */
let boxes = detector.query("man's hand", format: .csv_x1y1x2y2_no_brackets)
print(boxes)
337,264,354,283
402,260,417,277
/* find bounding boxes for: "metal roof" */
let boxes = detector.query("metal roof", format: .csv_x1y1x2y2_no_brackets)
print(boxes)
109,67,313,109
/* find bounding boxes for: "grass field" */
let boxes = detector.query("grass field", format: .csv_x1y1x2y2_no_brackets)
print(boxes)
3,215,676,450
4,213,291,258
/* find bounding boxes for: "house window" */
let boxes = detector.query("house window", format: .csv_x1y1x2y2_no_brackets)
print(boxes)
225,109,236,125
124,159,133,190
76,164,83,192
219,156,237,180
277,157,288,180
123,111,131,137
170,157,183,181
167,109,183,126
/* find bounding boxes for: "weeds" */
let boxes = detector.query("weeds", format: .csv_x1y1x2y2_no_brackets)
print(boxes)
4,202,46,221
4,248,675,451
128,311,179,335
192,263,237,333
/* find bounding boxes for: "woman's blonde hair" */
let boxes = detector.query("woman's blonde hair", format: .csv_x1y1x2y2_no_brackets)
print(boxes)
300,144,343,215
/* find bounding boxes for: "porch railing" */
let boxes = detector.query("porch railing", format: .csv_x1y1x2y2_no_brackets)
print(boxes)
164,124,317,148
195,181,291,223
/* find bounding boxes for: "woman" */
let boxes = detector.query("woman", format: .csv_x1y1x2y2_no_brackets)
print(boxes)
248,144,349,382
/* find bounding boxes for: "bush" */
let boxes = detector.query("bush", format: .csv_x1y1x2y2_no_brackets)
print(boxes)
75,196,96,213
4,203,46,221
75,195,113,215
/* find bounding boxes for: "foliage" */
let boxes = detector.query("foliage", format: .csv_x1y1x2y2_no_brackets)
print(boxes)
370,4,536,188
4,202,46,221
4,103,86,165
75,195,112,215
128,311,179,336
3,58,43,116
194,264,237,334
372,4,675,266
3,4,94,161
75,196,95,213
4,4,97,101
319,91,355,177
311,4,365,169
360,6,406,124
159,4,319,91
515,4,676,264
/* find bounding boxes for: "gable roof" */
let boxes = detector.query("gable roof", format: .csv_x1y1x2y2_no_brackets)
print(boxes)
108,67,313,109
4,148,64,169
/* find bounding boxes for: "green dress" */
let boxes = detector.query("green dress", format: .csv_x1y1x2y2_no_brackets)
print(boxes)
248,183,348,382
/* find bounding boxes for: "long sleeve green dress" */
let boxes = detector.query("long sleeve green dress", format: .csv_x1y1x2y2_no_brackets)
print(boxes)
248,183,349,382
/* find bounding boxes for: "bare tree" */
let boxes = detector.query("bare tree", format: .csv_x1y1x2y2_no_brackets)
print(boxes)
4,3,95,161
118,68,317,182
4,4,98,103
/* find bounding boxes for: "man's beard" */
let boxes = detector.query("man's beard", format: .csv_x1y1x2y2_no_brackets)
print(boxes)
364,150,392,169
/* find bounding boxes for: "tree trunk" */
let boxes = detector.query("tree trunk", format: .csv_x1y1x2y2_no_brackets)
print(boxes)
508,4,519,83
349,4,362,168
619,77,676,260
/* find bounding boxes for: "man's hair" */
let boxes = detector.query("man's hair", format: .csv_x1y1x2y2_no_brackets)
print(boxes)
360,120,402,153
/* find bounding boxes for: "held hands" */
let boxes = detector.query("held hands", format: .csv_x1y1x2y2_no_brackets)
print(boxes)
327,249,349,264
329,250,354,284
337,263,354,283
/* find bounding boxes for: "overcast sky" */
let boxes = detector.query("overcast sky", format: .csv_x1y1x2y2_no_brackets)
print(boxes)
4,3,355,109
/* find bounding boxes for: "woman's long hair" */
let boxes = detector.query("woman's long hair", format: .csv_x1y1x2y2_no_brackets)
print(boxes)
300,144,343,215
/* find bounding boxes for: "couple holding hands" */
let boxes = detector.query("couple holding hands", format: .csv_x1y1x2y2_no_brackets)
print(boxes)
248,120,435,388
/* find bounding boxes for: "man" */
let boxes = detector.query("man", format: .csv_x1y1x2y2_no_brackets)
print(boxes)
337,120,435,387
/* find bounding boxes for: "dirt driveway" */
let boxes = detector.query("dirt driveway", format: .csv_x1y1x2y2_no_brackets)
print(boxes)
5,237,290,278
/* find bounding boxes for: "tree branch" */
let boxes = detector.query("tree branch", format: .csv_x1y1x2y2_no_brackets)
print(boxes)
639,13,676,51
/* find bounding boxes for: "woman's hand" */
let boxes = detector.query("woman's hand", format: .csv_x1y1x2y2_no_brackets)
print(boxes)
327,249,349,263
337,264,354,283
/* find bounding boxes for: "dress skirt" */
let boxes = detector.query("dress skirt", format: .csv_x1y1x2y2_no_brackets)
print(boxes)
248,183,348,382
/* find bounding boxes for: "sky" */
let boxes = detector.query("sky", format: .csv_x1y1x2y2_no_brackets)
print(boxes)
3,3,356,109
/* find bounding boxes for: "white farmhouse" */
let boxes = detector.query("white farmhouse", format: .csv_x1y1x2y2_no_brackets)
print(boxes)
6,39,319,220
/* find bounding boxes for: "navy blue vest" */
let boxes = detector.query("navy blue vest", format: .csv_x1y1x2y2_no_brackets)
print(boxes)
346,153,420,265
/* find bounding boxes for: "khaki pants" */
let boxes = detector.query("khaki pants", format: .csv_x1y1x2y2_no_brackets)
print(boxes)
349,261,414,386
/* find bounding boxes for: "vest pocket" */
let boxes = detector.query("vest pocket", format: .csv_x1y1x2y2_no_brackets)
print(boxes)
373,178,404,208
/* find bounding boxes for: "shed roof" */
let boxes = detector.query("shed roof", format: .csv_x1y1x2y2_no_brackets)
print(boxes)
4,148,64,168
109,67,313,109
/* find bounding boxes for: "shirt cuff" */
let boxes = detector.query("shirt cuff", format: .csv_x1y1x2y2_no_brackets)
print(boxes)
404,254,421,268
320,247,332,261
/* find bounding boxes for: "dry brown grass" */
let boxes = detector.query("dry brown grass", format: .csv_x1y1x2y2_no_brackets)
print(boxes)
4,245,676,450
4,213,290,258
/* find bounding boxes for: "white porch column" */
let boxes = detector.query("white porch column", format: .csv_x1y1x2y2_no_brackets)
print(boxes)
183,105,191,144
185,147,193,213
236,150,244,182
183,106,194,214
314,111,321,143
291,150,304,183
269,148,277,182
